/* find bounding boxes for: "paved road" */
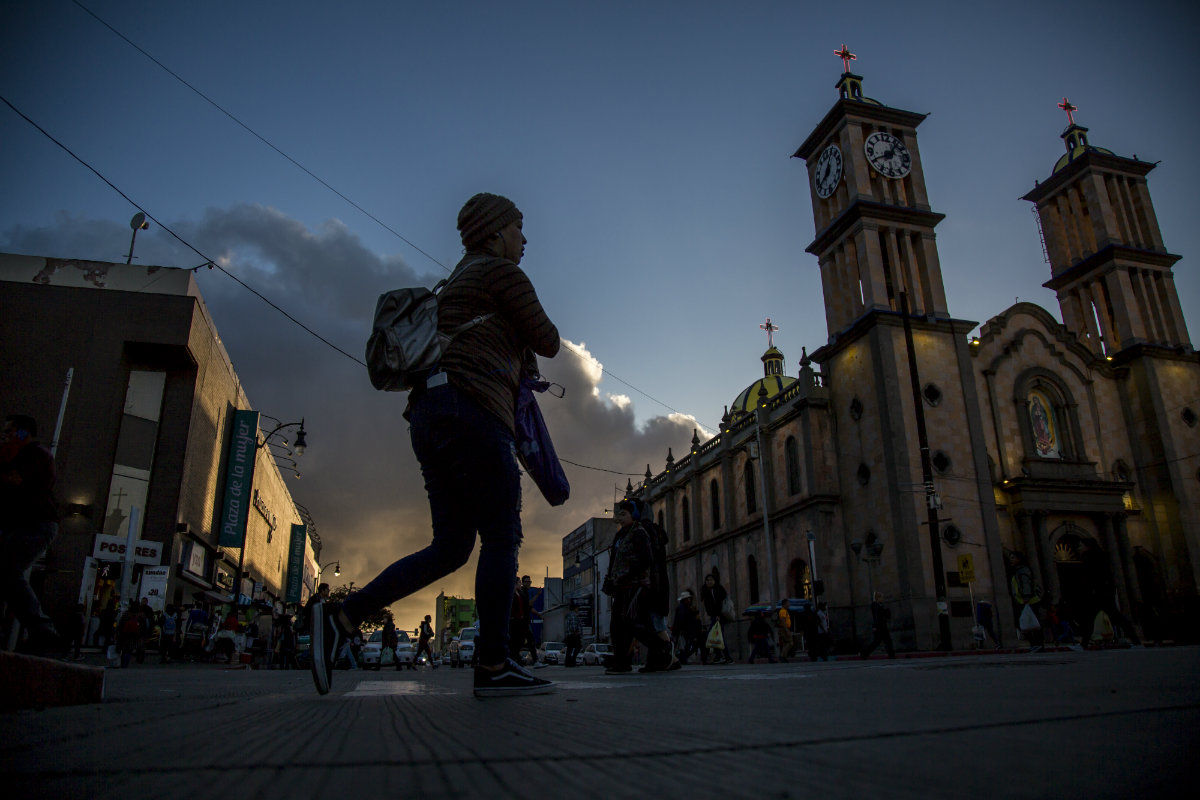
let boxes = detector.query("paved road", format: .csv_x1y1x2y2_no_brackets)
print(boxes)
2,647,1197,799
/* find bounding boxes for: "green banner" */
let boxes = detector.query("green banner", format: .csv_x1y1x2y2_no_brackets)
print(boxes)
218,409,259,547
286,524,306,604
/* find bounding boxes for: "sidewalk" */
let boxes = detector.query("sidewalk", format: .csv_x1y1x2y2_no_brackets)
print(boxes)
2,647,1195,799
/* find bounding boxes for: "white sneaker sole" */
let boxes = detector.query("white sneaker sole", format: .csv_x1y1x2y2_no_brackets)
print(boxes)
473,682,557,698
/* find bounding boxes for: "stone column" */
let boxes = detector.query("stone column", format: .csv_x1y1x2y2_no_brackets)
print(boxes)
1099,514,1132,615
1113,514,1141,606
1016,512,1043,591
1034,513,1061,605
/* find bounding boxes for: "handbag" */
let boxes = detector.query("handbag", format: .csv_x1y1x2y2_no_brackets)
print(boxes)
1018,603,1040,632
720,595,735,622
515,376,570,506
705,620,725,650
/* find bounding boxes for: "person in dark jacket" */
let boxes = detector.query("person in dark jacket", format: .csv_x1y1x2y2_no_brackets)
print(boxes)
671,590,702,665
602,500,674,674
700,573,734,664
0,414,62,653
747,611,776,663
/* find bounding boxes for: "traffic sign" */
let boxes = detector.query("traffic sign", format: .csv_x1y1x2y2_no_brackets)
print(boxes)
957,553,975,584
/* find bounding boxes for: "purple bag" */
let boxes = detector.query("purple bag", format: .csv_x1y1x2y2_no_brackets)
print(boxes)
515,377,570,506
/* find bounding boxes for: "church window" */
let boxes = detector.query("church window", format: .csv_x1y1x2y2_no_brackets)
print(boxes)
785,436,801,495
923,383,943,406
1183,408,1198,428
1028,389,1060,458
681,496,691,541
932,450,951,474
744,461,757,513
748,555,760,604
857,463,871,486
710,479,721,530
850,398,863,420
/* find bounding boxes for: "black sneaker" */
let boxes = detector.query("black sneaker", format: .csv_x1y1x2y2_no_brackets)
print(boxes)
473,658,556,697
309,599,346,695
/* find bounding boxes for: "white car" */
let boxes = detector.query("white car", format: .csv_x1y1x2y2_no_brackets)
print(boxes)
361,629,414,670
581,643,612,666
451,627,477,668
541,641,566,664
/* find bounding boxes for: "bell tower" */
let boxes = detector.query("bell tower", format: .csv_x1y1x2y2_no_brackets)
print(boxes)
1022,98,1190,356
793,44,948,340
795,47,1005,651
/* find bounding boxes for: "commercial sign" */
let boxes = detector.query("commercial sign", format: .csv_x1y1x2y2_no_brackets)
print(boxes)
140,566,171,612
285,523,306,604
91,533,162,565
219,409,260,547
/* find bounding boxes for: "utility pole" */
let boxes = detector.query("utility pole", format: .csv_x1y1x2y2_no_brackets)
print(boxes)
899,292,952,651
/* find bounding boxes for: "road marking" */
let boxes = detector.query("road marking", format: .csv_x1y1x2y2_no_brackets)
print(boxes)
346,681,456,697
556,681,647,690
703,673,816,681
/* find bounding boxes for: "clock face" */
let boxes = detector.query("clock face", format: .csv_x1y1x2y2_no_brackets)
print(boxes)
813,144,843,199
864,131,912,179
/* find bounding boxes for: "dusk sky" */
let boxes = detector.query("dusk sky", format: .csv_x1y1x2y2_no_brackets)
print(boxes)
2,1,1197,627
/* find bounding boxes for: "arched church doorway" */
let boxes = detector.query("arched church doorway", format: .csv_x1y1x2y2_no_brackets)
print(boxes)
1051,524,1109,634
786,558,811,600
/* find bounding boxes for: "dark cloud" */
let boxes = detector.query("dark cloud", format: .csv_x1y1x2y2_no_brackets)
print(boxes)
2,208,699,625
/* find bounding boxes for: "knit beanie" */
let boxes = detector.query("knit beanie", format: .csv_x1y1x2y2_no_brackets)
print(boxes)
457,193,522,249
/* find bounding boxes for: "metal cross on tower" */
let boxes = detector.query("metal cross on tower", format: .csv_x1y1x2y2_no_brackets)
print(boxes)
1058,96,1078,126
834,43,856,73
759,317,779,348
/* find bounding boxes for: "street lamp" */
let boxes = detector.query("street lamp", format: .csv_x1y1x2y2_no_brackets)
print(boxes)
744,433,779,604
257,415,307,456
318,561,340,580
850,531,885,598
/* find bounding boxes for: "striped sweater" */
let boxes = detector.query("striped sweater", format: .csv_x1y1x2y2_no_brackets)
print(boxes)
435,254,560,433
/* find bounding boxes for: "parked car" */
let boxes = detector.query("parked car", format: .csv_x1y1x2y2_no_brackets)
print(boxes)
581,642,612,666
362,629,413,670
541,641,566,664
451,627,477,668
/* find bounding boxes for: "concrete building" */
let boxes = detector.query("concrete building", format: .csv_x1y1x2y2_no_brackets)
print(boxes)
0,254,320,634
560,516,617,643
633,67,1199,654
434,592,477,649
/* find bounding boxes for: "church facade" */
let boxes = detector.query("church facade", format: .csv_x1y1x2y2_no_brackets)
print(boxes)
635,63,1198,652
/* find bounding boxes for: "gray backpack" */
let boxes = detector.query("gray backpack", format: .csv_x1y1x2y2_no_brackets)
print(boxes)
365,258,491,392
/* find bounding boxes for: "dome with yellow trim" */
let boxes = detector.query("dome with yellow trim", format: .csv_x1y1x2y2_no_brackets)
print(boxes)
729,346,796,419
1052,123,1114,174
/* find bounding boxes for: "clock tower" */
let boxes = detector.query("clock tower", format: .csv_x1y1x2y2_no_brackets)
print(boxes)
794,48,1005,650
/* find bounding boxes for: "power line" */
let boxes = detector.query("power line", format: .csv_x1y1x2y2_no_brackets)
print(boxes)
70,0,451,276
65,0,719,431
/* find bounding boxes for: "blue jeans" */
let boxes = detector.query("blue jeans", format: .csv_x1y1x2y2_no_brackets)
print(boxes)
343,383,521,667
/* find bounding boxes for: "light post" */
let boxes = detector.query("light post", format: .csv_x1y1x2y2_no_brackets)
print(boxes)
745,433,779,604
573,548,601,643
851,532,885,600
